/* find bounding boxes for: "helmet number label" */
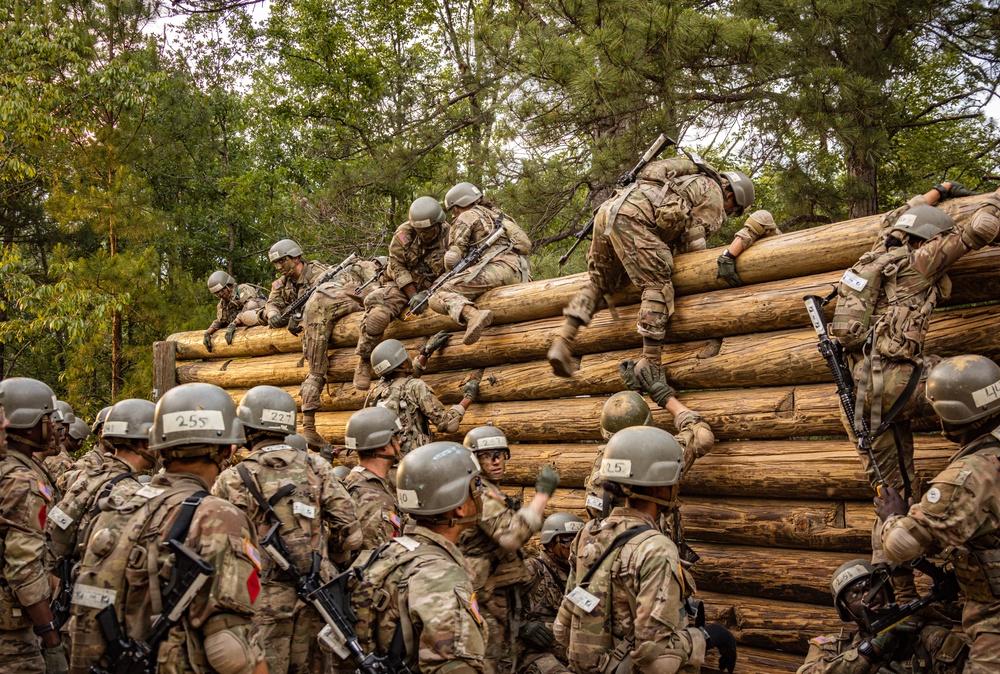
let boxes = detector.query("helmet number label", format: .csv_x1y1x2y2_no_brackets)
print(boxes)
261,408,295,427
971,379,1000,408
397,489,419,509
475,436,505,449
839,270,868,292
373,359,392,375
102,421,129,436
564,520,584,532
601,458,632,478
162,410,225,434
566,586,599,613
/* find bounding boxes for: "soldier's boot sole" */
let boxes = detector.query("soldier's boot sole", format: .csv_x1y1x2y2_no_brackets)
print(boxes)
462,308,493,345
547,336,579,378
353,359,372,390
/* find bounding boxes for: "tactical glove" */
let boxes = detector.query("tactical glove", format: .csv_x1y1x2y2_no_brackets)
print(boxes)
422,330,452,356
716,251,743,287
700,624,737,673
268,313,286,329
535,465,559,497
202,331,214,352
225,324,238,345
407,291,430,316
462,379,480,402
43,645,69,674
519,621,555,650
859,629,898,664
635,359,676,407
948,181,974,198
320,446,340,462
287,314,303,336
619,359,642,391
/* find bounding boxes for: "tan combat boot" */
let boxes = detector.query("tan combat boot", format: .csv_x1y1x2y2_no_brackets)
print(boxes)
461,306,493,345
300,411,331,452
353,358,372,390
548,321,580,378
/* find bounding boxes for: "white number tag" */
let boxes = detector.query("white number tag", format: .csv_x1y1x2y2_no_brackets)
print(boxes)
564,521,584,532
162,410,225,434
586,495,605,511
49,506,74,530
600,458,632,478
397,489,419,509
72,585,117,610
102,421,129,436
394,536,420,551
840,270,868,292
293,502,316,519
475,436,505,449
566,586,599,613
261,408,295,427
136,485,165,499
345,436,357,449
972,379,1000,408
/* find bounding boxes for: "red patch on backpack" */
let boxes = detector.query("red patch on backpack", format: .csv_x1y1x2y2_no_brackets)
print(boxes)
38,505,47,528
247,568,260,602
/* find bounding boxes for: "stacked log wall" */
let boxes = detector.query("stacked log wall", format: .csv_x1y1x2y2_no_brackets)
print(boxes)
163,195,999,674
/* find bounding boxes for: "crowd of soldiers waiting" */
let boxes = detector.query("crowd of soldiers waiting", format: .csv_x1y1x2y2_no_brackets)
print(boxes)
0,159,999,674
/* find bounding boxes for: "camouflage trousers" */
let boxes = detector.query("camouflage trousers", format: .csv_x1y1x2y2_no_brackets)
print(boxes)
481,585,523,674
964,599,1000,674
563,204,674,341
519,652,571,674
301,284,364,411
356,283,409,359
427,261,521,324
0,627,44,674
258,603,326,674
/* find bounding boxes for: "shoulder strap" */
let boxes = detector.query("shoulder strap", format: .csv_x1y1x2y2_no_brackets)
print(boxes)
579,525,654,586
165,491,209,543
236,463,296,525
89,471,137,519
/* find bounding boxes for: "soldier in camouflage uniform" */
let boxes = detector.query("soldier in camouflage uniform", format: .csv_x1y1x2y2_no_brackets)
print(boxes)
716,209,781,287
299,255,381,450
798,559,968,674
549,158,754,379
554,426,737,674
264,238,332,331
364,339,477,455
877,355,1000,673
40,401,76,486
0,378,68,674
202,270,267,352
334,441,487,674
341,406,404,549
57,410,111,495
519,513,584,674
459,425,559,674
69,383,266,674
428,183,533,346
213,385,362,674
354,197,451,390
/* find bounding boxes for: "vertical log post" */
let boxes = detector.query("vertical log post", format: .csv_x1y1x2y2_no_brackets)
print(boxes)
152,340,178,402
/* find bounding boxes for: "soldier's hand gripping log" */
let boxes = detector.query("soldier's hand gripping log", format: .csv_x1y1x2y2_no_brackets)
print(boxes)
558,133,677,268
804,294,888,496
281,252,360,321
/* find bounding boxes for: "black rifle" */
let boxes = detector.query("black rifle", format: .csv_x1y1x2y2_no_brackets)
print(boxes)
92,540,214,674
51,558,73,628
558,133,678,268
403,215,507,320
866,567,959,640
803,294,889,496
280,252,359,321
354,258,386,295
261,523,411,674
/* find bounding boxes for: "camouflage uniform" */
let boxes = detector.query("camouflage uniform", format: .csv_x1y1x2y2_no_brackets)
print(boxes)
42,450,74,486
796,624,968,673
427,206,531,324
365,377,465,455
880,431,1000,673
265,259,333,320
213,437,362,674
209,283,267,330
458,478,543,674
563,158,727,341
554,507,707,674
344,525,487,674
841,192,1000,497
521,551,572,674
301,259,380,412
732,210,780,249
343,465,403,550
0,452,56,673
356,223,449,360
69,472,265,674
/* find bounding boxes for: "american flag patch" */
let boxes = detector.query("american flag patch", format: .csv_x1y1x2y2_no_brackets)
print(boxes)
397,232,411,245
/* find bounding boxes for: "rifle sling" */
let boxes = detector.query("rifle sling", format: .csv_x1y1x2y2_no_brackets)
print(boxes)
166,491,210,544
579,525,653,586
237,462,296,524
89,471,137,520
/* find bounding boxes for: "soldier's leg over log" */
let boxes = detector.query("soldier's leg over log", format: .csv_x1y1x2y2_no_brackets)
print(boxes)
354,284,408,390
427,262,520,345
301,286,361,449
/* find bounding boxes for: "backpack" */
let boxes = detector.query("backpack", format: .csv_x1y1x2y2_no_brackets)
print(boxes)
829,246,910,350
367,379,427,453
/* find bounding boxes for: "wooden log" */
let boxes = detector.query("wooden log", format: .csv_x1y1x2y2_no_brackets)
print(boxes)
152,340,178,402
700,591,841,655
168,195,993,360
714,646,803,674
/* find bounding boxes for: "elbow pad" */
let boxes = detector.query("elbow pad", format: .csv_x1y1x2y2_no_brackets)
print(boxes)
204,629,254,674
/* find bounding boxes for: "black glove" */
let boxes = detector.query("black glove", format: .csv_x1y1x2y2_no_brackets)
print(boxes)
701,623,737,673
535,465,559,496
619,359,642,391
422,330,452,356
936,181,974,200
519,620,555,650
716,251,743,287
202,331,214,352
407,290,430,316
287,314,303,336
463,379,480,402
268,313,286,329
635,359,676,407
224,324,238,345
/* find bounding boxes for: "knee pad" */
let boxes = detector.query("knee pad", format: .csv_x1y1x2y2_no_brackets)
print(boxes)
236,310,261,326
563,285,601,325
204,629,253,674
363,306,392,336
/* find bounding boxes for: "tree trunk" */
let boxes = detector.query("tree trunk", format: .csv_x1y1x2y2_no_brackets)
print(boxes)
847,146,879,218
110,229,123,399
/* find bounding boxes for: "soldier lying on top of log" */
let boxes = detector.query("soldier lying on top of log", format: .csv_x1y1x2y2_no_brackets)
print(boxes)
201,270,267,352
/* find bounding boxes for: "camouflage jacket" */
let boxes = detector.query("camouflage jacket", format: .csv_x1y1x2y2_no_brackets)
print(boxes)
57,446,110,495
457,478,542,592
366,376,465,455
209,282,267,331
347,525,486,674
265,259,333,317
69,472,263,674
314,259,380,296
343,465,403,550
447,205,531,274
0,451,55,630
796,623,968,674
213,439,362,619
524,550,571,662
42,449,74,487
733,209,781,250
387,222,450,291
554,508,706,674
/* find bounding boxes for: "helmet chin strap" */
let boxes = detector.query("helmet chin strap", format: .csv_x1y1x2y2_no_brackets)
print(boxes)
7,432,50,453
622,485,677,509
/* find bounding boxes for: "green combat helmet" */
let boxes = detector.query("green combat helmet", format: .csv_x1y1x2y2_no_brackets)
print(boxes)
237,385,298,435
92,406,112,434
540,512,584,545
0,378,57,428
830,559,889,621
268,238,305,263
396,441,481,521
599,426,683,488
600,391,654,441
333,465,351,480
68,419,91,442
284,434,309,451
720,171,754,216
207,271,236,296
56,400,75,426
463,425,510,459
149,383,245,461
926,355,1000,425
371,339,410,378
408,196,447,228
102,399,156,440
344,407,401,452
890,205,955,242
444,182,484,210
